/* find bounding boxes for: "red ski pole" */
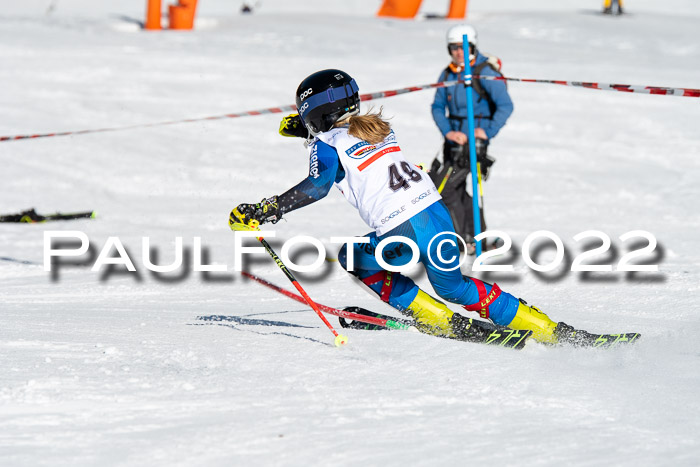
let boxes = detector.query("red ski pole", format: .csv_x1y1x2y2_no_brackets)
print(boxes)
232,221,348,347
241,271,415,330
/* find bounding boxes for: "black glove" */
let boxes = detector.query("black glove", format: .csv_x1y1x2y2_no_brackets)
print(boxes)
475,138,494,179
448,143,468,169
474,138,488,159
478,153,495,180
279,114,310,139
229,196,281,229
449,139,495,180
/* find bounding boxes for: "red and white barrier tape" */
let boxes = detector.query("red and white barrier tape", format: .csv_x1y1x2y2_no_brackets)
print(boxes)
1,76,697,143
477,75,700,97
0,104,298,143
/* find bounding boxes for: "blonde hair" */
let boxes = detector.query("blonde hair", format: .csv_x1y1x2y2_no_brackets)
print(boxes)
335,107,391,144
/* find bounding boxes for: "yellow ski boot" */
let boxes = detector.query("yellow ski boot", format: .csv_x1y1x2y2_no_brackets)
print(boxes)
404,289,457,338
507,299,559,344
403,289,528,347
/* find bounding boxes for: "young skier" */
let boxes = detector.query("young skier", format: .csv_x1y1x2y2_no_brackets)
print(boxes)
431,24,513,253
229,69,619,346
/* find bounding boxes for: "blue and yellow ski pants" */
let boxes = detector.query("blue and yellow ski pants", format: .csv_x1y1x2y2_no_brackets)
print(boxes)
338,200,520,326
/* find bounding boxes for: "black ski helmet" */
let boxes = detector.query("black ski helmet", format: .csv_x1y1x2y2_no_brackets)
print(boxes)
295,69,360,135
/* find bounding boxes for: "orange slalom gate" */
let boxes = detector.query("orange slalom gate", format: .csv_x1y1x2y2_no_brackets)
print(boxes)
169,0,198,30
446,0,468,19
377,0,422,19
377,0,468,19
145,0,162,30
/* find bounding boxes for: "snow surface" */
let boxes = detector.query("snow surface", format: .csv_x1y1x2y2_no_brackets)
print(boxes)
1,0,700,465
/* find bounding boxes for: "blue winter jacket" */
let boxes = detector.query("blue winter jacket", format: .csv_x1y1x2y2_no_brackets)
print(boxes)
431,52,513,140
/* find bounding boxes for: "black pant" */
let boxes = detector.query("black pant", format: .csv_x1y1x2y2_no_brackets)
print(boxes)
428,141,487,241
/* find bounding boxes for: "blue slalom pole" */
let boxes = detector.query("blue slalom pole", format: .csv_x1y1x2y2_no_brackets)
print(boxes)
462,33,482,257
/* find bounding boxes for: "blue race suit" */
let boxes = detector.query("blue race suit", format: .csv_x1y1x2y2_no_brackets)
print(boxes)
277,139,520,326
336,201,520,326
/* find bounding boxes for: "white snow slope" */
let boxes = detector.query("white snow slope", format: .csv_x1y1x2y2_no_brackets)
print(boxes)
1,1,699,465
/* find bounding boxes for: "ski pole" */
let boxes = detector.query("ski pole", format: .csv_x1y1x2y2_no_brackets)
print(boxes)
242,270,528,349
476,162,485,224
231,221,349,346
241,271,414,330
462,33,483,257
477,163,484,198
437,166,454,194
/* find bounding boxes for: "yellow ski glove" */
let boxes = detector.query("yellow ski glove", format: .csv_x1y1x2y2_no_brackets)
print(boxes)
279,113,309,139
229,196,281,230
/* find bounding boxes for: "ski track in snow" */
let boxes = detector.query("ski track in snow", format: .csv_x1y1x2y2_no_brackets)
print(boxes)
1,0,699,465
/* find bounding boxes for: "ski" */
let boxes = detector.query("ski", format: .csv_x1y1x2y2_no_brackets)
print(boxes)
341,306,530,349
242,271,530,349
242,271,639,350
555,322,641,348
335,306,415,331
0,208,95,223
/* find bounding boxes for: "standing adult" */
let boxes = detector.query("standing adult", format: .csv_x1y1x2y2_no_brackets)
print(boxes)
430,24,513,253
